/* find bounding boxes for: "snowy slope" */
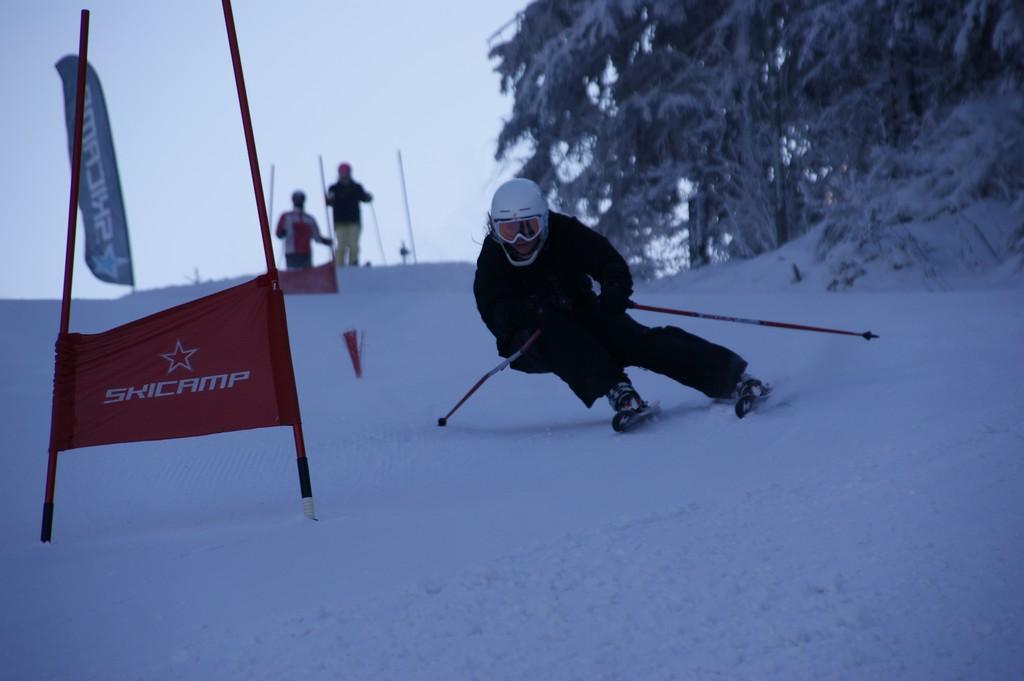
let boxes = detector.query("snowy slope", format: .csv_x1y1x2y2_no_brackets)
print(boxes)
1,262,1022,680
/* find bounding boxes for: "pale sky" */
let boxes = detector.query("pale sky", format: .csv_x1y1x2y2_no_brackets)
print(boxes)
0,1,528,299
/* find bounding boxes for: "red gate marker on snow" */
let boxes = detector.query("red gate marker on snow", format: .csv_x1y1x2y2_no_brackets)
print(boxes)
343,329,364,378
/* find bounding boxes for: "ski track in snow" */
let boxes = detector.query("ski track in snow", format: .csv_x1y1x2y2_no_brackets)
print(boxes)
2,263,1023,680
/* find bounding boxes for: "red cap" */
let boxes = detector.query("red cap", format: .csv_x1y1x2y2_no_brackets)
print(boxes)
338,163,351,175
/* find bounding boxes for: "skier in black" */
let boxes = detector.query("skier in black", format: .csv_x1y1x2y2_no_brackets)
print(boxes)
473,178,765,427
326,162,373,266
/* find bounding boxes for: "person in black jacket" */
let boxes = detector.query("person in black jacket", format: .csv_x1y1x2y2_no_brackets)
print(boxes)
473,178,761,423
326,162,372,266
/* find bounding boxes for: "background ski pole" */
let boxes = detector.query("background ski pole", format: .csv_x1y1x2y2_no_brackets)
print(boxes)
317,155,337,261
317,156,339,291
437,329,541,427
396,149,418,263
268,163,284,268
629,302,878,340
369,201,387,265
317,155,330,241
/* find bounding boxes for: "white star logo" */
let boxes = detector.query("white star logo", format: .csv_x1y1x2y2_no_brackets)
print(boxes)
88,243,131,279
159,339,198,375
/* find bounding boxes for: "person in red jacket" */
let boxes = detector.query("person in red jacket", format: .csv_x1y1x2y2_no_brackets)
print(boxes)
276,190,332,269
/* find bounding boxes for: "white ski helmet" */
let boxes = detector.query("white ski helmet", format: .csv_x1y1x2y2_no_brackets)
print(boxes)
489,178,549,267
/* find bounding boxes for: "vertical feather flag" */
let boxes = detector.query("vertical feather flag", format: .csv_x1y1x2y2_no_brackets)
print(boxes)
56,56,134,286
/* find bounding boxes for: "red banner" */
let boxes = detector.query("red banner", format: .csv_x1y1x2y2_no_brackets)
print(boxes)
279,260,337,294
51,275,300,451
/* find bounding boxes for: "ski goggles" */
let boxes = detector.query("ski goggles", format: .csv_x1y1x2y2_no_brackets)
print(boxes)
493,216,543,244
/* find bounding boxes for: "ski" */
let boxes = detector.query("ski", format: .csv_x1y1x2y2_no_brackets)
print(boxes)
612,401,660,432
734,379,772,419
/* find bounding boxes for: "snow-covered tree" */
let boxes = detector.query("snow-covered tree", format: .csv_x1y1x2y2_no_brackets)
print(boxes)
490,0,1024,282
797,0,1024,287
491,0,825,275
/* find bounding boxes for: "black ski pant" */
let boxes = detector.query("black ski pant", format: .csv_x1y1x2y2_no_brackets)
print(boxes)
511,306,747,408
285,253,313,269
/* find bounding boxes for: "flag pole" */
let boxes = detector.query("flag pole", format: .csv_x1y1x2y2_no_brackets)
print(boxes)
269,163,284,269
396,149,418,263
369,202,387,265
57,14,89,335
317,156,331,243
221,0,315,520
221,0,275,277
267,162,275,238
317,155,339,291
42,8,90,543
267,163,274,222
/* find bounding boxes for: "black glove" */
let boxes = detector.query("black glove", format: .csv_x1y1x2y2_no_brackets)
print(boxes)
509,328,534,351
499,328,535,358
599,285,630,315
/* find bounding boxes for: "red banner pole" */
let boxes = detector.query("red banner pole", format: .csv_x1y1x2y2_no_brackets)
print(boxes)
220,0,276,277
222,0,315,520
293,424,316,520
42,9,91,543
58,11,90,335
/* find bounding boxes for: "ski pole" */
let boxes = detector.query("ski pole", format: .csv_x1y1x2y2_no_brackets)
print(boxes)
437,329,541,426
629,302,878,340
317,155,332,245
369,201,387,265
317,155,339,271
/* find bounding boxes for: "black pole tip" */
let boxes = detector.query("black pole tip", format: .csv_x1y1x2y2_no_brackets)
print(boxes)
437,417,447,427
863,331,879,340
41,502,54,543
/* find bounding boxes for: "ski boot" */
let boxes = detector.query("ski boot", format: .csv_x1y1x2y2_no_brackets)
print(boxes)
607,381,656,432
734,374,771,418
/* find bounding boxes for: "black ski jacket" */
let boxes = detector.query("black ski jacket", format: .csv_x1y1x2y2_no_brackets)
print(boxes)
326,180,371,224
474,212,633,356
